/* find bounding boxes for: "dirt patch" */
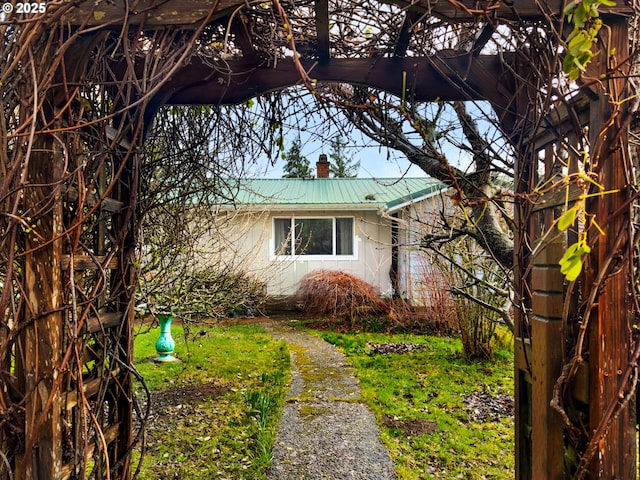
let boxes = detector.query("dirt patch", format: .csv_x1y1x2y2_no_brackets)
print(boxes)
464,392,514,422
365,342,429,355
382,416,438,436
138,382,228,421
380,391,513,438
138,382,229,449
151,382,229,409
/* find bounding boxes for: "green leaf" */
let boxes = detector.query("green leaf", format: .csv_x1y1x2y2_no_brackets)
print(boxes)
561,258,584,281
564,61,582,81
559,241,591,281
588,18,603,36
568,31,591,56
557,207,578,231
572,4,590,27
564,0,577,16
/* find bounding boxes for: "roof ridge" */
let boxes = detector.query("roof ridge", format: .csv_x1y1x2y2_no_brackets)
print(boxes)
243,177,433,180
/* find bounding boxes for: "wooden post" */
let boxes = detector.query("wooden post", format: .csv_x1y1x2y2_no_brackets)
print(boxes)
585,15,635,478
108,119,140,480
514,154,533,480
530,239,565,480
513,110,536,480
16,136,64,479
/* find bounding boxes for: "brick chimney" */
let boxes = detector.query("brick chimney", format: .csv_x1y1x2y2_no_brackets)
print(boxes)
316,154,330,178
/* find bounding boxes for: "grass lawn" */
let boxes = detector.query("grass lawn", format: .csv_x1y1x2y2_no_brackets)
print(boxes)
132,318,514,479
312,327,515,479
132,321,290,479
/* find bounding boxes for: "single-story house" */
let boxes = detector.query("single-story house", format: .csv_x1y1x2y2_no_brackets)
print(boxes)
206,157,447,303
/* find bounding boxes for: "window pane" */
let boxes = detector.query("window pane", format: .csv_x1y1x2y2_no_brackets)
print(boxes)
274,218,291,255
295,219,332,255
336,218,353,255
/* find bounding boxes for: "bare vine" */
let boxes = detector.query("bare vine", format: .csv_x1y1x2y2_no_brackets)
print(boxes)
1,0,639,478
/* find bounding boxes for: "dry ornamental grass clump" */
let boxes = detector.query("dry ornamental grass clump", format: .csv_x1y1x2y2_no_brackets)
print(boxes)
296,270,389,323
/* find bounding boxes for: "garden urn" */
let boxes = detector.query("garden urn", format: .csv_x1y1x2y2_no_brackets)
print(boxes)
154,312,179,362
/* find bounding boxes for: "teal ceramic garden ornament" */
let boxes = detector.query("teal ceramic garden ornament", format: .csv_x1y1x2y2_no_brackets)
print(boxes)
154,312,180,362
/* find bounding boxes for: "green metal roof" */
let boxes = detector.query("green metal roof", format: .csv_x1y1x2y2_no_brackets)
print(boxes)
222,177,445,211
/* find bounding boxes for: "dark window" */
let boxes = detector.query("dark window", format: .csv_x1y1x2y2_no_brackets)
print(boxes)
274,218,292,255
336,218,353,255
274,217,354,256
295,218,333,255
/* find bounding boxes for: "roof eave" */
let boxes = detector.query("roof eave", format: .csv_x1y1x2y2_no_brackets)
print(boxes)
216,203,385,212
385,188,447,213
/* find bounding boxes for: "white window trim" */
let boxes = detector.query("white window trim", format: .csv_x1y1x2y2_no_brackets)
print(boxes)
270,215,358,261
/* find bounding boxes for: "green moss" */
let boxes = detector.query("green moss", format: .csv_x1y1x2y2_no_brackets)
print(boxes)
297,404,329,417
289,344,342,384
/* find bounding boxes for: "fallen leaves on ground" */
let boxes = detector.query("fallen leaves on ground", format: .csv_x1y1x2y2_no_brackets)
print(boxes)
366,342,429,355
463,391,514,422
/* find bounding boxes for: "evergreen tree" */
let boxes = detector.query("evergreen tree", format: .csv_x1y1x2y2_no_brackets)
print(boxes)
329,136,359,177
282,136,313,178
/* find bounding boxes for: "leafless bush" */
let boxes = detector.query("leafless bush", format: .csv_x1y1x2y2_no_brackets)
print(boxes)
172,268,268,320
387,260,458,335
140,267,268,321
436,239,504,360
296,270,389,324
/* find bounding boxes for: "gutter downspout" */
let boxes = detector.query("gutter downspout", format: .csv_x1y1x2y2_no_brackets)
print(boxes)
390,212,400,298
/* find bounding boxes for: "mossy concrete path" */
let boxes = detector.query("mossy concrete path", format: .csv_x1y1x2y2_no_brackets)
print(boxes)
258,319,396,480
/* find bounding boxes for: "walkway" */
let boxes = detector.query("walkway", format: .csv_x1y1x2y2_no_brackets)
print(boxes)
259,320,396,480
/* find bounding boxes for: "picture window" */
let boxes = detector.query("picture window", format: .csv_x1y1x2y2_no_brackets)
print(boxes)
274,217,354,257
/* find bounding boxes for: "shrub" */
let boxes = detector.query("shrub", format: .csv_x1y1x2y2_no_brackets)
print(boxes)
435,239,504,360
180,268,267,319
386,298,457,336
296,270,389,324
142,267,267,321
385,259,458,335
450,295,497,360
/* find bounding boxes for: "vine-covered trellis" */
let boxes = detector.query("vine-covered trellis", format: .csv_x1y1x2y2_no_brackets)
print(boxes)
0,0,637,479
514,15,636,477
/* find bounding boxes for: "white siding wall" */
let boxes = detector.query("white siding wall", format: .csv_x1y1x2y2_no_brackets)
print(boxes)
212,209,393,296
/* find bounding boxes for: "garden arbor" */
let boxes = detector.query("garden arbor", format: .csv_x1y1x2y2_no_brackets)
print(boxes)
0,0,636,479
